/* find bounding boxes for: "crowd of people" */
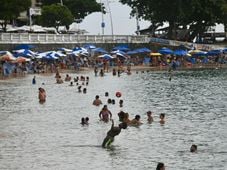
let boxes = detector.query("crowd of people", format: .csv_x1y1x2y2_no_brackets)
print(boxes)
35,66,198,169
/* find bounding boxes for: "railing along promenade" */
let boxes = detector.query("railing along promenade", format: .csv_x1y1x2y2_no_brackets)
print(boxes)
0,33,225,51
0,33,150,44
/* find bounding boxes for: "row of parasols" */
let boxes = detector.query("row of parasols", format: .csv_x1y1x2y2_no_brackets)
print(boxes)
0,44,226,62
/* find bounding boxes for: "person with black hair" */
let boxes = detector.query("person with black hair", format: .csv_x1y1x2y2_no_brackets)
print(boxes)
102,119,127,148
129,115,142,126
156,162,165,170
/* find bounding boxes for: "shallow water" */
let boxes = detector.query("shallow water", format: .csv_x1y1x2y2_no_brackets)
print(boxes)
0,69,227,170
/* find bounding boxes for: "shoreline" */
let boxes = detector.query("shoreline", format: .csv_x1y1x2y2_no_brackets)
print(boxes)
1,64,227,81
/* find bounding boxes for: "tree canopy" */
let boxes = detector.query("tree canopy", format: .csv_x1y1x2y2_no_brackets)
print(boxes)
41,0,102,23
40,4,73,32
120,0,227,41
0,0,31,31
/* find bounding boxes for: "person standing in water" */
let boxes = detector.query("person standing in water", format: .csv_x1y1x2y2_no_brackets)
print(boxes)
99,105,112,122
102,119,127,148
32,76,36,84
38,87,46,103
156,162,165,170
93,95,102,106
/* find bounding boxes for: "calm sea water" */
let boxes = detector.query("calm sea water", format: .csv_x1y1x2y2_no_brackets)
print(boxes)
0,69,227,170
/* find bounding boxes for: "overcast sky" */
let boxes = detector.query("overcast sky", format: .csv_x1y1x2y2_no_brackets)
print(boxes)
77,0,151,35
74,0,224,35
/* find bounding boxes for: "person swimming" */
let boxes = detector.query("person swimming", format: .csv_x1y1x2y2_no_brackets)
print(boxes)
83,88,87,94
85,117,89,125
129,115,142,126
119,99,123,107
102,119,127,148
147,111,153,123
93,95,102,106
78,86,82,92
159,113,165,124
105,92,109,97
107,98,112,104
81,117,86,125
190,144,197,152
156,162,165,170
65,74,71,81
69,81,74,86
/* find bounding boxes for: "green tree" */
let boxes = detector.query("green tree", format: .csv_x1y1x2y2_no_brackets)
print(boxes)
0,0,31,31
120,0,227,41
41,0,102,23
40,4,73,32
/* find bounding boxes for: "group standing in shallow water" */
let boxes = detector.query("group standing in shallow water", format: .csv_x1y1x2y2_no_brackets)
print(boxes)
35,69,199,169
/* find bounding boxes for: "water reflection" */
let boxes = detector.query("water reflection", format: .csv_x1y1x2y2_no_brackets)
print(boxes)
0,69,227,170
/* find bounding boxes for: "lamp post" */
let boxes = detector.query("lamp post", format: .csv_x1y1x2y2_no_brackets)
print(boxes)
135,7,140,35
100,0,105,35
106,0,113,36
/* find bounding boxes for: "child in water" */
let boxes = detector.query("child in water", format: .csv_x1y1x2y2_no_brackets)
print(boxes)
102,119,127,148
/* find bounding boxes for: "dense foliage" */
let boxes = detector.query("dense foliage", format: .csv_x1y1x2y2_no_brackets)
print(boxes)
0,0,31,31
40,4,73,32
41,0,102,23
120,0,227,41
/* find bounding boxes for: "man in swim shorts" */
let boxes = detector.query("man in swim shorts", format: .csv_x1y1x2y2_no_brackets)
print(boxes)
102,119,127,148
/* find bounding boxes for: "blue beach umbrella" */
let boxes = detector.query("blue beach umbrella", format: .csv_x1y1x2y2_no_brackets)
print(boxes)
173,49,188,56
223,48,227,53
57,48,73,53
158,47,173,55
134,47,151,53
13,49,36,58
15,44,35,50
110,50,126,55
98,54,115,60
83,44,96,49
207,49,222,56
92,48,108,54
72,47,88,56
112,45,130,52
